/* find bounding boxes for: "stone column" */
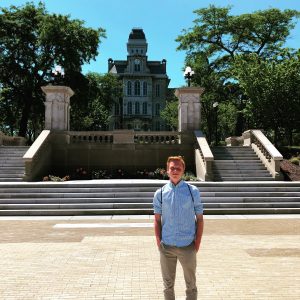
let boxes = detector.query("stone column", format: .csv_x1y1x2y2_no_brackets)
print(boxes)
41,85,74,131
175,87,204,132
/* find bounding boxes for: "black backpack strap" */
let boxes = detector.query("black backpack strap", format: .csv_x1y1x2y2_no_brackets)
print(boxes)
187,184,194,203
159,186,164,205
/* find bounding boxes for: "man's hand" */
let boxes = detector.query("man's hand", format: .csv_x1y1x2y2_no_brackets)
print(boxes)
154,214,162,249
194,214,204,252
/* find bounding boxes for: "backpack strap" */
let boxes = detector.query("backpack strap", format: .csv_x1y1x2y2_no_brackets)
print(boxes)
159,186,164,206
187,183,194,203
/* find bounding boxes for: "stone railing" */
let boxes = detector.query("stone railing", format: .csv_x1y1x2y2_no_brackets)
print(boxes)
134,131,180,144
68,131,114,144
194,130,214,181
0,131,27,146
66,130,181,145
23,130,52,181
243,129,283,179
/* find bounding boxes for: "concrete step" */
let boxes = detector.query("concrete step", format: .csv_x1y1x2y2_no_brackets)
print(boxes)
0,146,29,182
214,175,274,181
0,208,154,216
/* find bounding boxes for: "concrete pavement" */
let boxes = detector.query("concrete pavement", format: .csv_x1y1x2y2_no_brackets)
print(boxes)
0,215,299,299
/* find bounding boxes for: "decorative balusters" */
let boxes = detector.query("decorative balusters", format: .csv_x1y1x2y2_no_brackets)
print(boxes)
134,133,180,144
70,132,113,144
251,134,271,162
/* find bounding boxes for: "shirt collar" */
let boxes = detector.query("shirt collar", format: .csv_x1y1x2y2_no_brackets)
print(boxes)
167,179,185,189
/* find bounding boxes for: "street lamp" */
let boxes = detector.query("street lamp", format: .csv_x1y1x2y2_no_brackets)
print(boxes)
184,66,194,87
52,65,65,85
213,101,219,146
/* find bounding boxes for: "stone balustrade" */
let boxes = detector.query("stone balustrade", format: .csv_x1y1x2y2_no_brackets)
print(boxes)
134,132,180,144
23,130,52,181
194,130,214,181
0,131,26,146
243,129,283,179
68,131,114,144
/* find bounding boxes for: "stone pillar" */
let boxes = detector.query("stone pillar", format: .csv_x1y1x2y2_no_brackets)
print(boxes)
41,85,74,131
175,87,204,132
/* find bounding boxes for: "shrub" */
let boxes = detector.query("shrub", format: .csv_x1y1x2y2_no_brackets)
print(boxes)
290,157,300,166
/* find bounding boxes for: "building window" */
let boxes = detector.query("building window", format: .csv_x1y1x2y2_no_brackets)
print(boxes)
114,122,120,129
155,103,160,116
127,102,132,115
143,81,147,96
127,81,132,96
155,84,160,97
134,81,140,96
134,59,141,72
155,121,160,131
114,103,120,116
142,102,147,115
135,102,140,115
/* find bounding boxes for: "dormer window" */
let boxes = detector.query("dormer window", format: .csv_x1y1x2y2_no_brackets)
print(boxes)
134,59,141,72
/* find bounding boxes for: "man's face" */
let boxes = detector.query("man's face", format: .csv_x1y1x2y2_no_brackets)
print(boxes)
167,160,185,185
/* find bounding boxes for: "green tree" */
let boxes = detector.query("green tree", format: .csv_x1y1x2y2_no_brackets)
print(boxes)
176,5,300,143
177,5,299,69
70,73,123,131
160,99,178,131
0,2,105,137
233,50,300,145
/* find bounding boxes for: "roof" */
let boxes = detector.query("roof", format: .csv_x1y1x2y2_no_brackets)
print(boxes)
129,28,146,40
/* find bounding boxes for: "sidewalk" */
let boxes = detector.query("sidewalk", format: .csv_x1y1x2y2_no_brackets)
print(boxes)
0,215,299,299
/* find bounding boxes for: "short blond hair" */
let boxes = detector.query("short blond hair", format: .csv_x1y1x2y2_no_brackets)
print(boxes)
166,156,185,170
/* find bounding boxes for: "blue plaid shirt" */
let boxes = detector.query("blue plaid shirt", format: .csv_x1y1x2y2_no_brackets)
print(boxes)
153,180,203,247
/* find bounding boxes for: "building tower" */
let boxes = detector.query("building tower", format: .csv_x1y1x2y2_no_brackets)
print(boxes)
108,28,170,131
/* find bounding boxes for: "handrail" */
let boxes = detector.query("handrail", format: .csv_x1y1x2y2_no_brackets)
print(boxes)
244,129,283,179
194,130,214,181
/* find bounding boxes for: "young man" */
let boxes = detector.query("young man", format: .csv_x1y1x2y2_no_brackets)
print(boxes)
153,156,204,300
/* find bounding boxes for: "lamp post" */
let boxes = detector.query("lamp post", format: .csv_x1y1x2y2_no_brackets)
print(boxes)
52,65,65,85
213,101,219,146
184,66,194,87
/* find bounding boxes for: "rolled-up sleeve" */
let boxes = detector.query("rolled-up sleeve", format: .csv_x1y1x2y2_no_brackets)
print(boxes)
192,186,203,215
153,189,162,214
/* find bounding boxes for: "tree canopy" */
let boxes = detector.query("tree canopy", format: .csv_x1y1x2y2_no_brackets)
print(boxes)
0,2,105,137
176,5,300,145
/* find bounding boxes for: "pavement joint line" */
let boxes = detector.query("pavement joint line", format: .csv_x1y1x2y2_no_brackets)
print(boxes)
54,223,154,228
0,214,300,221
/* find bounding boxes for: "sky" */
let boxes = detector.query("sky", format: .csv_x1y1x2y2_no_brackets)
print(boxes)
1,0,300,88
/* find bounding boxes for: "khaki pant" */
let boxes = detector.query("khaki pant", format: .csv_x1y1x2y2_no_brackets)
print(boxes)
159,242,197,300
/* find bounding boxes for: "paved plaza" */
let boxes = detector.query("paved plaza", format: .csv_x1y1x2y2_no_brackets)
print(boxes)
0,215,299,300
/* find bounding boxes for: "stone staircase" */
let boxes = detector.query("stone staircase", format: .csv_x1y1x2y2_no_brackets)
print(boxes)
0,146,29,182
211,146,274,181
0,181,299,215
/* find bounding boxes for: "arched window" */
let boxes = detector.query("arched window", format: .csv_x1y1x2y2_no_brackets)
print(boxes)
155,103,160,116
142,102,147,115
127,81,132,96
127,102,132,115
134,81,140,96
134,59,141,72
135,102,140,115
143,81,147,96
155,84,160,97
